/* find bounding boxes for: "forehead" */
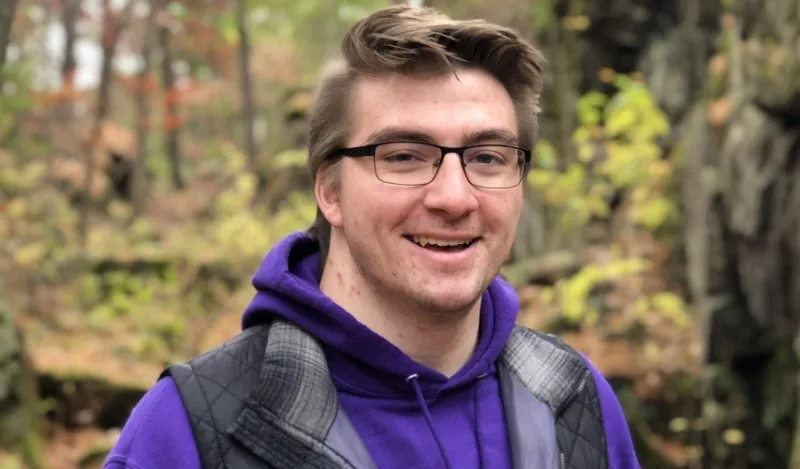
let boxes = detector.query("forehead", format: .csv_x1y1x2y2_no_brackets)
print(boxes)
346,69,517,146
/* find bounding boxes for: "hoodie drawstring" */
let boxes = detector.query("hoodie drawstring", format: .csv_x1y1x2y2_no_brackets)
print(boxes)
406,373,489,469
406,374,454,469
475,373,488,469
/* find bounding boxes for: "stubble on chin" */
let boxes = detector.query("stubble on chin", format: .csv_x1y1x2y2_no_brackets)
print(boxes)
347,234,496,322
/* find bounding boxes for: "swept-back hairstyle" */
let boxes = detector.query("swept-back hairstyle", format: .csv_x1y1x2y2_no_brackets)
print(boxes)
306,5,547,269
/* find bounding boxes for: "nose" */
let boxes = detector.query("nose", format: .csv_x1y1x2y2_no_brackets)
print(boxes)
422,153,479,217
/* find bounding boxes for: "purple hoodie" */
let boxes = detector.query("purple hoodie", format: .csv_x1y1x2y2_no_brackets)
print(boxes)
103,232,640,469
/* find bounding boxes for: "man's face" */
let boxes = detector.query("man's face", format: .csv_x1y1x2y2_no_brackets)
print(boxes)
318,68,524,318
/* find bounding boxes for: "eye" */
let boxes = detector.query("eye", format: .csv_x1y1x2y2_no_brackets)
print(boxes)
383,151,425,163
377,142,439,164
468,151,507,166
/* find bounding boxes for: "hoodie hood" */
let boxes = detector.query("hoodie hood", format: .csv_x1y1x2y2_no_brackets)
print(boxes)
241,231,520,398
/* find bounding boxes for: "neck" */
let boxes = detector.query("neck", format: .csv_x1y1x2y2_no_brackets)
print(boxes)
319,257,481,377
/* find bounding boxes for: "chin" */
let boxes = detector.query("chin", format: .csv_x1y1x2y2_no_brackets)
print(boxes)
411,284,484,316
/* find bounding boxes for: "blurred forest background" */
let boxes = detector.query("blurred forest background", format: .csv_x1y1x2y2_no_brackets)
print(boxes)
0,0,799,468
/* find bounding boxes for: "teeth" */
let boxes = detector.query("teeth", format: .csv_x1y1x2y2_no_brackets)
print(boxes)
411,236,474,247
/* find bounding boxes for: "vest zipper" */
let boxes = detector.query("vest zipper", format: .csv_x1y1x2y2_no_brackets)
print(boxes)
560,451,566,469
576,372,588,394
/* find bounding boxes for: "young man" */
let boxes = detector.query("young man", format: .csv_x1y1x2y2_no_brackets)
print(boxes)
104,5,640,469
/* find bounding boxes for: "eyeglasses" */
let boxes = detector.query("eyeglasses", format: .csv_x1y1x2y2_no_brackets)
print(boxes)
329,141,531,189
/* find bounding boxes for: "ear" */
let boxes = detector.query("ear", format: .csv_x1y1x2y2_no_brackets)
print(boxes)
314,164,343,229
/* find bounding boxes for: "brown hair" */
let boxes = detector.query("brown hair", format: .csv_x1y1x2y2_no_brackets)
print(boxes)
306,5,547,269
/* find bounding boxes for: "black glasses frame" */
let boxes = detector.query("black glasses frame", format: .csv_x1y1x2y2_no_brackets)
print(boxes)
328,141,532,189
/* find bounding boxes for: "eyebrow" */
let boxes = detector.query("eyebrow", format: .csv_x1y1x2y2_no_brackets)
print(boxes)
364,127,519,147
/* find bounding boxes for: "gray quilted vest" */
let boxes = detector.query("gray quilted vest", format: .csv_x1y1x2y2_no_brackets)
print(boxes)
161,319,608,469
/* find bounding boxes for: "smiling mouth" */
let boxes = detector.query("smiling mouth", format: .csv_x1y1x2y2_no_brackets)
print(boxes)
404,235,480,252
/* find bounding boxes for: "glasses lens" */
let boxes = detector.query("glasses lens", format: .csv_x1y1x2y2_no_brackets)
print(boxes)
463,146,525,188
374,143,441,185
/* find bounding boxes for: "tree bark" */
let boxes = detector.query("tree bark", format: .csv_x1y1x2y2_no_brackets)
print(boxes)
666,2,800,468
60,0,80,87
79,0,134,248
159,6,185,190
131,0,159,216
0,0,19,78
236,0,257,173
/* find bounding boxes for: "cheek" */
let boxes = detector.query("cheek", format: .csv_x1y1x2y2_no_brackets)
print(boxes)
370,191,420,227
482,196,522,253
485,192,522,227
341,184,412,236
507,197,524,233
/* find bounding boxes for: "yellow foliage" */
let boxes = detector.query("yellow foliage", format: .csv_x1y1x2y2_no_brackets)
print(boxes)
534,139,558,169
630,197,680,232
221,142,248,175
529,75,678,235
669,417,690,433
527,169,554,190
562,15,590,32
0,454,25,469
650,292,690,327
269,191,318,236
723,428,746,446
605,106,638,137
525,78,689,329
108,201,133,221
577,142,595,163
550,258,651,324
13,243,46,268
20,161,48,186
7,198,26,218
272,148,309,169
644,341,661,362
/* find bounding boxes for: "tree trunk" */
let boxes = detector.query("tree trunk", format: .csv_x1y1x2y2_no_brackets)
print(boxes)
0,0,19,78
160,7,185,190
60,0,80,88
236,0,258,174
131,0,158,216
79,0,135,247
